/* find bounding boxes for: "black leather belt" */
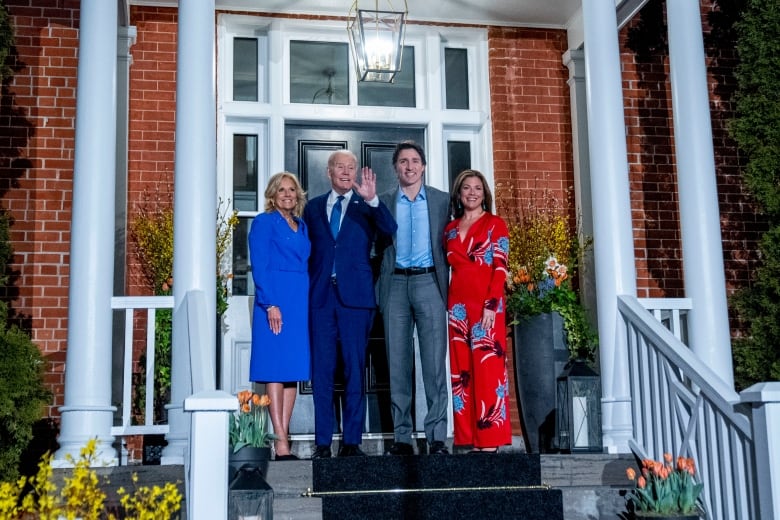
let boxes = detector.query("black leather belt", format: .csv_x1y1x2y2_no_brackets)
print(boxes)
394,266,436,276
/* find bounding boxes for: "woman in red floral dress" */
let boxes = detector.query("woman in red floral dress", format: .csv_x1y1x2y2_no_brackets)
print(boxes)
444,169,512,452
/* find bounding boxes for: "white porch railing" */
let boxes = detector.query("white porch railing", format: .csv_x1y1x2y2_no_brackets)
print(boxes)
110,295,173,440
112,293,236,519
620,295,780,519
638,297,691,345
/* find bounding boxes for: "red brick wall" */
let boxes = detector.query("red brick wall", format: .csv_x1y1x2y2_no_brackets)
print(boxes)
487,27,573,437
125,6,178,296
489,27,574,214
0,0,80,416
619,1,766,326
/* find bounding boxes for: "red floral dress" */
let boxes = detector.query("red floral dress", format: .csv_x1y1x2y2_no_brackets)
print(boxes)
444,213,512,448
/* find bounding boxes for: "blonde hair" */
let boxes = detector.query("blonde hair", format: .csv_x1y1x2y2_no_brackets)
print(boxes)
264,172,307,216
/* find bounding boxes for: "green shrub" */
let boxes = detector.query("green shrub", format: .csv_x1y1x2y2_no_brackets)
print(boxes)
0,0,14,83
0,210,51,481
729,1,780,390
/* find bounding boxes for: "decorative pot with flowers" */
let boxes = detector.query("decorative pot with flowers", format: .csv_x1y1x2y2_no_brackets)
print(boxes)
625,453,704,519
498,186,598,452
503,204,597,362
228,390,274,478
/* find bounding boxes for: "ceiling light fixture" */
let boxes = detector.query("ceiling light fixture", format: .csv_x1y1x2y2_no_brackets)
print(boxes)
347,0,408,83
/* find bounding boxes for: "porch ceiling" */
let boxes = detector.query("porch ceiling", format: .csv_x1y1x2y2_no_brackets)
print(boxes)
128,0,590,29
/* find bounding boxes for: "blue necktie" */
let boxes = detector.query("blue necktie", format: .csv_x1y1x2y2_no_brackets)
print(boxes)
330,195,344,238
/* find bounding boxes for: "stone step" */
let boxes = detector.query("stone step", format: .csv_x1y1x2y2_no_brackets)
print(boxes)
319,488,563,520
312,452,543,491
311,452,563,519
49,438,633,519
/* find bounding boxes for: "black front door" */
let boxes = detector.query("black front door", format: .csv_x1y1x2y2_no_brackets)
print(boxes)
285,123,425,437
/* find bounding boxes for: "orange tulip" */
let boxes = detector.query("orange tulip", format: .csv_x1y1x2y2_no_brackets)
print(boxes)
637,476,646,489
626,468,636,481
241,403,250,413
259,394,271,407
663,452,673,463
252,393,261,406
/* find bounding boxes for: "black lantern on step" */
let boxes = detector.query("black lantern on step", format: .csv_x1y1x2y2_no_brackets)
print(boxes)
555,359,602,453
228,464,274,520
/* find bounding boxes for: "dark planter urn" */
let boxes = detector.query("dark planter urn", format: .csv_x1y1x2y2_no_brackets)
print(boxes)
228,445,271,481
513,311,570,453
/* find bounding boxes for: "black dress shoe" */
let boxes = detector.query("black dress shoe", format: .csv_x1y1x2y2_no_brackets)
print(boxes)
275,454,300,461
384,442,414,456
311,445,332,459
428,441,449,455
337,444,366,457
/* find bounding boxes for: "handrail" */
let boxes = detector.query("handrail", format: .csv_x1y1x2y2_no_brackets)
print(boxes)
618,295,757,519
185,290,215,392
181,289,235,520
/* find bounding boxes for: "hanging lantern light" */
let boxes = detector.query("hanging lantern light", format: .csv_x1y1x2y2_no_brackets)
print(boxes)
347,0,408,82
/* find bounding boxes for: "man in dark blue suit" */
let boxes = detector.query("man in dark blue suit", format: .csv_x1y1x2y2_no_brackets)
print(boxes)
303,150,397,458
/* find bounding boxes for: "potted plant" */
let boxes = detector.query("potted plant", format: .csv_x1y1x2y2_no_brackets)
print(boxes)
505,212,597,362
499,187,598,453
625,453,704,519
228,390,274,479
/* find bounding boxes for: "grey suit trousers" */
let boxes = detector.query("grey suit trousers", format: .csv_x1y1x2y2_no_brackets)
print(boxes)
383,271,449,444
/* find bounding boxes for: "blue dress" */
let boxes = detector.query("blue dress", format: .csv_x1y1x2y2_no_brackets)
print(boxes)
248,211,311,382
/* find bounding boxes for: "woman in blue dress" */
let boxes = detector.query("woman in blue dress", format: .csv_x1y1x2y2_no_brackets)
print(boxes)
249,172,311,460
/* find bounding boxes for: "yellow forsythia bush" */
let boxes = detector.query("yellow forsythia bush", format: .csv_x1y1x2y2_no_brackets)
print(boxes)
0,439,182,519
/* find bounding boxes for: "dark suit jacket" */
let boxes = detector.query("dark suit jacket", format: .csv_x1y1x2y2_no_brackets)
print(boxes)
376,185,451,313
304,190,397,309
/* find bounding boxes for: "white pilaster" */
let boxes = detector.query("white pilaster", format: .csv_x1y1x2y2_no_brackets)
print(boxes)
666,0,734,388
740,383,780,520
563,49,597,324
581,0,636,454
55,0,119,465
162,0,218,464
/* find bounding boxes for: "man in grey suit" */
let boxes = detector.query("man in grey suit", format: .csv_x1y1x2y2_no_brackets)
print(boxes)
376,140,451,456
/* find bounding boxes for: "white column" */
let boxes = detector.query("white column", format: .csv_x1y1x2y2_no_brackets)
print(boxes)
162,0,217,464
581,0,636,454
55,0,118,465
666,0,734,388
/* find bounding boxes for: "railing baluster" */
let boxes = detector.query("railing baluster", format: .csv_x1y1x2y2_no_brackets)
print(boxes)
122,308,134,431
110,296,173,441
620,295,763,519
145,307,157,427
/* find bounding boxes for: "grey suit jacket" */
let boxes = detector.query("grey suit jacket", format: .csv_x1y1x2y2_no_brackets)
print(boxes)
376,185,451,313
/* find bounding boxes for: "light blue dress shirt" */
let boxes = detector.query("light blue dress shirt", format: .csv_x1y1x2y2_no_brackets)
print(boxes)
395,186,433,268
